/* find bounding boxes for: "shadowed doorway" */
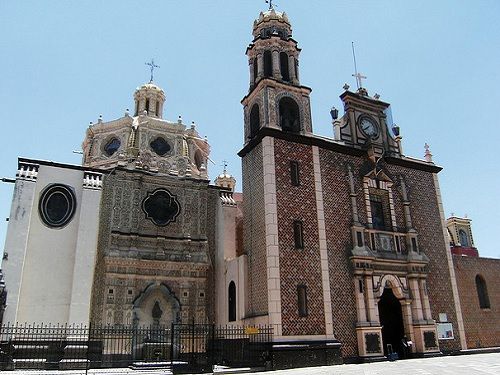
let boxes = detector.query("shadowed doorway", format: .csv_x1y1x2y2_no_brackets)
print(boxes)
378,287,405,357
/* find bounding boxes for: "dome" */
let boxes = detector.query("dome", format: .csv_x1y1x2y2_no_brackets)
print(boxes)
136,82,165,94
252,9,292,39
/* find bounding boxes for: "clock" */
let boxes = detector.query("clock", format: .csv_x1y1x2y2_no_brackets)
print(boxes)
359,117,379,139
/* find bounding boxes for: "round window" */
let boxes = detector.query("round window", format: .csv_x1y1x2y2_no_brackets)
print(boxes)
39,184,77,228
104,137,121,156
150,137,171,156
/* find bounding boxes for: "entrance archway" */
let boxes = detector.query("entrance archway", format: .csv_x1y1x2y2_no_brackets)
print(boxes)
378,287,405,357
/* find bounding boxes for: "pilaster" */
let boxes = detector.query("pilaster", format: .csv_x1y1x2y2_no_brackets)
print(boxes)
312,146,334,338
262,136,282,336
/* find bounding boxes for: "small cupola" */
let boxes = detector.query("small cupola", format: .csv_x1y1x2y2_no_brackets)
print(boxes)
252,8,292,40
214,164,236,192
133,82,166,118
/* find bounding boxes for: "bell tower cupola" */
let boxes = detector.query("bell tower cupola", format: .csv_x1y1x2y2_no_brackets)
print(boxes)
242,6,313,142
248,8,300,89
133,82,165,118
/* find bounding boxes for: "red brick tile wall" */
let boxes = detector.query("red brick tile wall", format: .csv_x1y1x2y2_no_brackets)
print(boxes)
384,163,462,353
242,143,268,316
453,255,500,348
319,150,361,358
317,151,462,357
274,139,326,336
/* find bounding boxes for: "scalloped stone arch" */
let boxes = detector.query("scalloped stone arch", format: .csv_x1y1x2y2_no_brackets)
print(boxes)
376,274,405,300
132,283,181,327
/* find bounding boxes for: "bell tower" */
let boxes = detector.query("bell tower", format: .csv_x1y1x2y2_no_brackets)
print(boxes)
242,7,313,140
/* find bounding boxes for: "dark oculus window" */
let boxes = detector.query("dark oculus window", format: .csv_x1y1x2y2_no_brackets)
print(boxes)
290,161,300,186
104,137,121,156
142,189,180,226
39,184,77,228
293,220,304,249
150,137,171,156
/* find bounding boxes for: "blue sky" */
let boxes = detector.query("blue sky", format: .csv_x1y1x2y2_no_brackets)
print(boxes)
0,0,499,258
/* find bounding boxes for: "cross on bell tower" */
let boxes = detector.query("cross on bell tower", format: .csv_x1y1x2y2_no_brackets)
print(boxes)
145,59,160,83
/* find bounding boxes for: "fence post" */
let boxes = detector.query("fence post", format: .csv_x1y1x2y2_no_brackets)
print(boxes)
210,324,215,371
170,322,174,369
86,322,90,375
191,318,195,366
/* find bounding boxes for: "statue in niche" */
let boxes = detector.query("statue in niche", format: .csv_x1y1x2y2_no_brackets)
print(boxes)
152,300,163,325
146,300,164,343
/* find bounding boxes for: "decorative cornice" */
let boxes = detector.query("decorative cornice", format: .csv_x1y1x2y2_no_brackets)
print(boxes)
16,161,39,180
219,190,236,206
238,127,443,174
83,171,103,189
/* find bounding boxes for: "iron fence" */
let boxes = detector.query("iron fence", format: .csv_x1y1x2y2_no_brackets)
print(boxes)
0,323,273,372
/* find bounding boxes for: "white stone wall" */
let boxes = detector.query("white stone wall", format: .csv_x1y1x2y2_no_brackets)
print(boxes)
1,162,102,325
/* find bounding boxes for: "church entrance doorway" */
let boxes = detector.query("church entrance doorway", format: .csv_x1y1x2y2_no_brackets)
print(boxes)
378,287,405,357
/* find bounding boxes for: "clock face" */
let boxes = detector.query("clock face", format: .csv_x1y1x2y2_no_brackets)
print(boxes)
359,117,379,139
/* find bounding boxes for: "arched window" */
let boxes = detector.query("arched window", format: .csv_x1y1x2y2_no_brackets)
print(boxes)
280,52,290,81
194,150,203,170
263,50,272,78
459,229,469,247
279,97,300,132
476,275,490,309
155,101,160,117
228,281,236,322
145,99,150,114
249,104,260,138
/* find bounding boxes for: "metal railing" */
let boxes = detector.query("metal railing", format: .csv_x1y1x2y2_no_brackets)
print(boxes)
0,322,273,372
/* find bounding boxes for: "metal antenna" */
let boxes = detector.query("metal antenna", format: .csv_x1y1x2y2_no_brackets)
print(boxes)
351,42,366,90
145,59,160,83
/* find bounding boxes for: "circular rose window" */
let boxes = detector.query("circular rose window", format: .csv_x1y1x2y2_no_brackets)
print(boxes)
39,184,77,228
142,189,180,226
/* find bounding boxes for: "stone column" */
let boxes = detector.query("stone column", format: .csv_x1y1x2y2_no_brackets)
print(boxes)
401,301,416,352
419,279,432,321
365,276,379,323
288,54,297,83
249,59,255,88
257,53,264,79
354,277,367,323
272,50,281,79
409,278,424,322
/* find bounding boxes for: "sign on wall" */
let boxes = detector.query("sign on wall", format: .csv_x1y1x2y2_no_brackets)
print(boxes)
437,323,454,340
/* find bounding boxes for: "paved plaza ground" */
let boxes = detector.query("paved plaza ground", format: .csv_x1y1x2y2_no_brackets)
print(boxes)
252,352,500,375
4,352,500,374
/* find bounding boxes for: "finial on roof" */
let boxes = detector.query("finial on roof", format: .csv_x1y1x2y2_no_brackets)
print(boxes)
343,83,350,91
424,143,433,162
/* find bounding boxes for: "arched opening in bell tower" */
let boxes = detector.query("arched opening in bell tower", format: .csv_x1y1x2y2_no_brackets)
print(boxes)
378,288,405,357
249,103,260,137
280,52,290,81
263,50,273,77
279,97,300,132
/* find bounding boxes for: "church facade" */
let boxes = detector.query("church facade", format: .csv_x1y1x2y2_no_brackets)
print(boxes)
1,6,498,366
